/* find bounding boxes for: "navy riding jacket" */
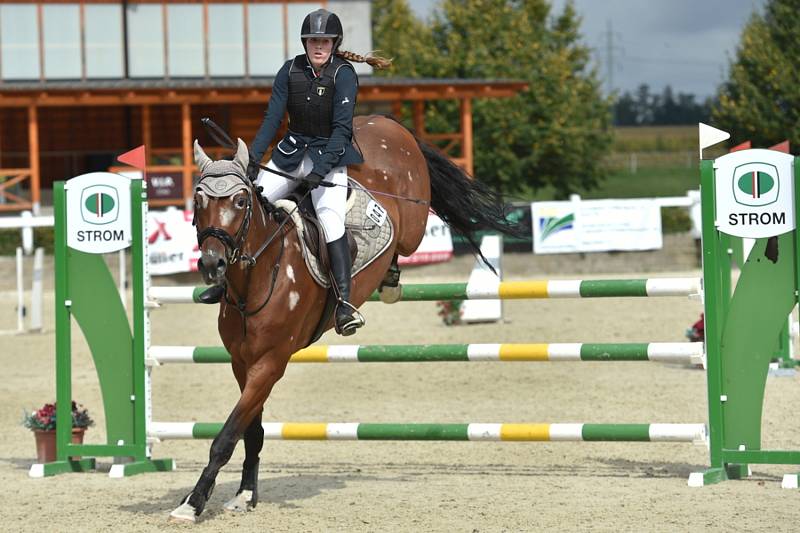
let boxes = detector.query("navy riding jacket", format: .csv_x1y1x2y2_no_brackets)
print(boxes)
250,55,363,177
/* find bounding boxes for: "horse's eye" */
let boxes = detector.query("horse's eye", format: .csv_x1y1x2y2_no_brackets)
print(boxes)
235,196,247,209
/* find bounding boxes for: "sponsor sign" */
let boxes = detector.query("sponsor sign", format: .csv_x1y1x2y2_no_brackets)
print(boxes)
713,149,795,238
148,208,200,275
66,172,132,254
148,172,183,199
399,212,453,265
532,199,662,254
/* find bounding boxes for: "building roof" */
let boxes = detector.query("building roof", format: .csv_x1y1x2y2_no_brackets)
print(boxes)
0,77,528,107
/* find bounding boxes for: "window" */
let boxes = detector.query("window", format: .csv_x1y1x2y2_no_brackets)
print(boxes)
208,4,244,76
127,3,165,77
42,4,82,79
286,3,323,59
167,4,204,77
0,4,39,79
248,3,284,76
85,4,124,78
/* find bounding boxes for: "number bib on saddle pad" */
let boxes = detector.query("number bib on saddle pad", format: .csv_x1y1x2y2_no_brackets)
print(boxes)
274,178,394,287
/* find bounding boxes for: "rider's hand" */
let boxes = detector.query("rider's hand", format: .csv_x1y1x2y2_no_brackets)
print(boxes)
305,172,324,189
246,160,261,182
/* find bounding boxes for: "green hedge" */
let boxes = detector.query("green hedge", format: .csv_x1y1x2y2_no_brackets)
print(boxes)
661,207,692,234
0,227,55,255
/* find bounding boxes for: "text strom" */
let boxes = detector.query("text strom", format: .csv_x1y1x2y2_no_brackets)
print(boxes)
728,212,786,225
76,229,124,242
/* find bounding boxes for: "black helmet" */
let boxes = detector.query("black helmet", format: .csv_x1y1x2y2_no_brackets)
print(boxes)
300,9,343,52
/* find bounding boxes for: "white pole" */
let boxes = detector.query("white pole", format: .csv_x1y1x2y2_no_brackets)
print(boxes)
119,249,127,311
30,247,44,332
15,247,24,333
21,210,33,255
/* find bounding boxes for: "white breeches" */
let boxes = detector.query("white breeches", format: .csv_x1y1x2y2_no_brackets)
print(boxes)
255,154,348,243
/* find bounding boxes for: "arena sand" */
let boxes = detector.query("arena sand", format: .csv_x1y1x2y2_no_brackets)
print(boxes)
1,253,800,532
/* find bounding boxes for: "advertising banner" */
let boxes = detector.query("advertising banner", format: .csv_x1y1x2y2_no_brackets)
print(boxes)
147,208,200,275
532,199,662,254
398,212,453,265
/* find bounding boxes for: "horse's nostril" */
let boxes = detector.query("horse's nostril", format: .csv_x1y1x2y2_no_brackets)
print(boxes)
216,258,226,274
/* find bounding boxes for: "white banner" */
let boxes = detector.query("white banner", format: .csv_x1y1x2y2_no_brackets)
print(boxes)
398,212,453,265
532,199,662,254
148,208,200,275
147,209,454,275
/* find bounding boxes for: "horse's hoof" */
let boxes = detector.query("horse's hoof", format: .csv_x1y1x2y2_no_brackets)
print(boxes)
224,490,255,512
169,496,198,523
378,284,402,304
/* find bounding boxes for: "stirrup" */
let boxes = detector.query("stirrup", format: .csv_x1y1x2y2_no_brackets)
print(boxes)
198,284,225,304
334,301,365,336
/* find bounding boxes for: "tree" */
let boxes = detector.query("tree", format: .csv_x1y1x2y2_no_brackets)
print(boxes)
372,0,612,198
370,0,439,77
712,0,799,148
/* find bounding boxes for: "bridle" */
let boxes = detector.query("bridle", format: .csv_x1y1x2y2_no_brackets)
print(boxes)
195,170,254,266
194,167,303,334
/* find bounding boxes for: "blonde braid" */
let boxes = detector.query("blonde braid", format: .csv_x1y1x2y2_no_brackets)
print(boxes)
336,50,393,70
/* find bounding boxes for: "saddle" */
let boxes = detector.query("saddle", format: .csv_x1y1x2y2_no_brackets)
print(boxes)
274,178,394,344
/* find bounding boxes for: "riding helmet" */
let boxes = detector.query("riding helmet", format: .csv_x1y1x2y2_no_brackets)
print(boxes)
300,9,343,51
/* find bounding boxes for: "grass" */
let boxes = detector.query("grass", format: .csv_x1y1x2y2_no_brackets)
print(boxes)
523,165,699,202
612,125,698,152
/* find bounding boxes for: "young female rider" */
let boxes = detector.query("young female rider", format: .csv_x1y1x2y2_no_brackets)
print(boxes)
199,8,390,337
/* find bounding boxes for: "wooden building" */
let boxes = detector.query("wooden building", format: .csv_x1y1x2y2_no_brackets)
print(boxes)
0,1,526,212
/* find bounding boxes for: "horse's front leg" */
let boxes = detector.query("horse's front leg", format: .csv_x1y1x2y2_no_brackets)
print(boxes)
169,356,288,522
223,411,264,512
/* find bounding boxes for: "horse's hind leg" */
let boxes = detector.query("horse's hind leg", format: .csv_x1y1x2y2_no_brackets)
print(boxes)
378,254,402,303
224,411,264,512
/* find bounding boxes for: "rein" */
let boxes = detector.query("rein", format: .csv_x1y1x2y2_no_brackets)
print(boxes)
194,168,310,335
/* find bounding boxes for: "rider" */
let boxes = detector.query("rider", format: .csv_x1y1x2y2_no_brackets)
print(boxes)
198,8,390,337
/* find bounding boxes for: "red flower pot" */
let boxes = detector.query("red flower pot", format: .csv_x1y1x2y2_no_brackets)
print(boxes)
33,428,86,463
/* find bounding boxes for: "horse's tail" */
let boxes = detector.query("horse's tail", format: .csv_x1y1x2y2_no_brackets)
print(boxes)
415,138,526,272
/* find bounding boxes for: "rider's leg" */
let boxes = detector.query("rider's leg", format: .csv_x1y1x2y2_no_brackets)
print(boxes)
198,157,311,304
313,167,364,336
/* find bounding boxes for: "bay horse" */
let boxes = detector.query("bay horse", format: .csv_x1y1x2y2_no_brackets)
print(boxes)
170,115,520,522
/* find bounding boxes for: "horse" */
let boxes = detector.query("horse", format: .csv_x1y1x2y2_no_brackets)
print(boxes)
170,115,520,522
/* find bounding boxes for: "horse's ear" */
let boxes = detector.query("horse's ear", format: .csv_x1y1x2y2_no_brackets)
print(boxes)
194,140,212,172
235,138,249,174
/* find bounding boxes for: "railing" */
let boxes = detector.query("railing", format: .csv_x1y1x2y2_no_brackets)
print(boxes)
0,168,33,212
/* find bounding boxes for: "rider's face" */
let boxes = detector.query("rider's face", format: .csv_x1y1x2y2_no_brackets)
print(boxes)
307,37,334,69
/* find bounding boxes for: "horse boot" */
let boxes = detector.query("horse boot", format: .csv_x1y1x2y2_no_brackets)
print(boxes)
327,235,364,336
197,283,225,304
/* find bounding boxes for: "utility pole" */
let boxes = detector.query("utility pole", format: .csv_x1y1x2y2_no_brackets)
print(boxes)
605,19,614,96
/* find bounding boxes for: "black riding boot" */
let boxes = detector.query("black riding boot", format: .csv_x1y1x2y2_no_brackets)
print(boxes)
327,235,364,336
197,284,225,304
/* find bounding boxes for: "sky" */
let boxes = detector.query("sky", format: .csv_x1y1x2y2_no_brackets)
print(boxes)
406,0,765,99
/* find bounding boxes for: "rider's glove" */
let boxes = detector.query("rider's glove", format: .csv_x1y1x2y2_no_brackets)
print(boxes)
246,160,261,182
305,172,324,189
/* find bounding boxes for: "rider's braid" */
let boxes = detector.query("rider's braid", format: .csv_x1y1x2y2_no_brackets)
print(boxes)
336,50,392,70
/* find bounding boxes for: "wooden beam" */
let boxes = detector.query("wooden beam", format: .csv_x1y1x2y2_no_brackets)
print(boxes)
412,101,425,135
461,97,473,176
28,105,40,212
181,103,192,207
142,104,152,155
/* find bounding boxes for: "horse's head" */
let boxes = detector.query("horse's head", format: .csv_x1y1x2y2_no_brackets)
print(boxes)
193,138,255,285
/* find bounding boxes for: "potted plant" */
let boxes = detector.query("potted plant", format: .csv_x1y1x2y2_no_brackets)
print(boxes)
436,299,463,326
23,401,94,463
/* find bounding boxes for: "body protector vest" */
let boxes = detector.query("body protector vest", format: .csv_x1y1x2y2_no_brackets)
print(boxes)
287,55,353,138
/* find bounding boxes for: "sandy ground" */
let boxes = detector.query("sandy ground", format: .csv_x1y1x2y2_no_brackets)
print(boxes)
2,250,800,532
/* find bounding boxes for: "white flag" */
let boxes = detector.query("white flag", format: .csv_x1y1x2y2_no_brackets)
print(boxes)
698,123,731,159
